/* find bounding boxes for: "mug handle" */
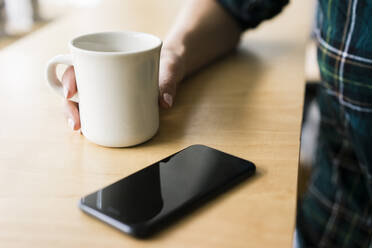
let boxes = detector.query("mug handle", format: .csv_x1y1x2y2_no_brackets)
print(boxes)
46,54,79,103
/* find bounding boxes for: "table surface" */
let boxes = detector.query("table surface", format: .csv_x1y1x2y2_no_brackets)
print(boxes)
0,0,311,247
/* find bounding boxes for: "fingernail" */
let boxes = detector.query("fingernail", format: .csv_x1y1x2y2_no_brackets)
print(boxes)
163,93,173,107
63,87,69,99
68,118,75,130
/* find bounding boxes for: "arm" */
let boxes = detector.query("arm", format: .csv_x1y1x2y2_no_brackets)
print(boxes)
159,0,289,107
159,0,242,108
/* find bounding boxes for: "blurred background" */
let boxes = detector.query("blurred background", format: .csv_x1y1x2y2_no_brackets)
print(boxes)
0,0,101,48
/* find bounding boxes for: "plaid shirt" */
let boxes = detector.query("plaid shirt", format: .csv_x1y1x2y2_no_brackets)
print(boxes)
217,0,372,247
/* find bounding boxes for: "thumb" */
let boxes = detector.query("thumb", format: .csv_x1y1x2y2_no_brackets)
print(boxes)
159,70,177,108
158,49,185,108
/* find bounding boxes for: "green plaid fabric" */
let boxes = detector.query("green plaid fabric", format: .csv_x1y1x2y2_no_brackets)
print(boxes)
217,0,372,247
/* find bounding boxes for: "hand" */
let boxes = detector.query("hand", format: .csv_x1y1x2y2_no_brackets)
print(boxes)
61,47,185,131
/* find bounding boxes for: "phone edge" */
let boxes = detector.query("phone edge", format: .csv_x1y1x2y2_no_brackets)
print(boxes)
78,199,142,236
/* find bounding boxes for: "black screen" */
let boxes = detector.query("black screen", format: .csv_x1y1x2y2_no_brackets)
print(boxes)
80,145,255,237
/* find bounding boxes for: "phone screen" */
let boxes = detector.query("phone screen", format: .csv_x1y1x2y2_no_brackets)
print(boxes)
79,144,255,237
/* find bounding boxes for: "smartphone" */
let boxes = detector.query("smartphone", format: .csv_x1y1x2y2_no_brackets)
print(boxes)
79,144,256,238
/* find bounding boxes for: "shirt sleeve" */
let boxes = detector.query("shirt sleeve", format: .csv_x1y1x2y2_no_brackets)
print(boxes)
217,0,289,30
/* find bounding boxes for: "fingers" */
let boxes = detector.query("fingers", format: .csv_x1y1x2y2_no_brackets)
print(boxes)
61,52,183,133
63,100,81,131
61,66,77,99
158,49,185,108
159,62,177,108
62,66,80,131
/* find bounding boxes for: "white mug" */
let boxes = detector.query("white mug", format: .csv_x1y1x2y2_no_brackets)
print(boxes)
46,31,162,147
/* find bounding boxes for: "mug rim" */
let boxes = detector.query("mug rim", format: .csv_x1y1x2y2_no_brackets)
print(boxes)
69,31,162,56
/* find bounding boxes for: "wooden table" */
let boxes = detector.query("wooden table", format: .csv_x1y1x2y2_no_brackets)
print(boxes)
0,0,311,247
